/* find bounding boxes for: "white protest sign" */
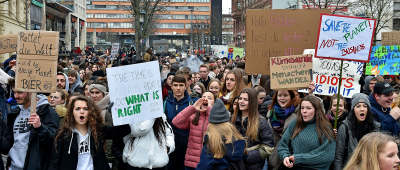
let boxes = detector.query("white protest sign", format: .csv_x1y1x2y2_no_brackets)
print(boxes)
298,49,363,98
111,43,119,57
211,45,228,58
315,14,376,62
107,61,163,126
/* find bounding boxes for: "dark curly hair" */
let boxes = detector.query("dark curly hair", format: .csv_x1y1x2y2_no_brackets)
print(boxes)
55,96,105,152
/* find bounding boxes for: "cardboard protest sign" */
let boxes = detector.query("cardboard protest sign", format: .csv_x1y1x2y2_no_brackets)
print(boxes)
15,31,59,93
245,9,330,75
15,55,57,93
0,34,18,54
227,47,244,59
107,61,164,126
17,31,59,56
365,45,400,75
381,31,400,46
111,43,119,57
298,49,363,98
315,14,376,62
270,55,313,90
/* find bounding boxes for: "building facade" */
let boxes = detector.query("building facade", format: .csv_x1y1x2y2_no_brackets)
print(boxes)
86,0,217,52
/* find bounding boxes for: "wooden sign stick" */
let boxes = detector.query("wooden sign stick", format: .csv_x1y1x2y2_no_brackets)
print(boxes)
30,93,37,114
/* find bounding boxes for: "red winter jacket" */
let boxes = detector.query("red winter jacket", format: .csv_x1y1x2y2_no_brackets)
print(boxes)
172,105,211,168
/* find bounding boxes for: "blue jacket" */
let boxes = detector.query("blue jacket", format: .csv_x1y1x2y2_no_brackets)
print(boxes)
196,136,247,170
369,93,400,136
165,91,198,153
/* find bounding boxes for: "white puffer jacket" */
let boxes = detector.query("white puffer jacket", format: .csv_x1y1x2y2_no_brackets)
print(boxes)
123,114,175,169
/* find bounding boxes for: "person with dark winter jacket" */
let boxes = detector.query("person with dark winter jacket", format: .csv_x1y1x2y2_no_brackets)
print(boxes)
333,93,381,170
165,75,198,170
7,78,60,170
230,88,274,170
196,99,247,170
362,76,377,95
48,96,131,170
0,115,12,170
162,72,175,101
369,82,400,136
259,91,275,118
67,70,83,94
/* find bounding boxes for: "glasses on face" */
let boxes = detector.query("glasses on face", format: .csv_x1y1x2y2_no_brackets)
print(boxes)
50,96,60,99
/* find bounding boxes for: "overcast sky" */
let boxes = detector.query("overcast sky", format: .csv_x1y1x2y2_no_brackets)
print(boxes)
222,0,232,14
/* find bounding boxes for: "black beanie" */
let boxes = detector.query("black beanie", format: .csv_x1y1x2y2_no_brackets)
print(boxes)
209,98,231,124
167,72,175,79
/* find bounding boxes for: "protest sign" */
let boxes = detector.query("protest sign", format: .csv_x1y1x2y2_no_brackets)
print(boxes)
245,9,330,75
270,54,313,90
298,49,363,98
211,45,228,58
15,31,59,93
17,31,59,56
365,45,400,75
0,34,17,54
107,61,164,126
228,47,244,59
381,31,400,46
315,14,376,62
15,55,57,93
111,43,119,57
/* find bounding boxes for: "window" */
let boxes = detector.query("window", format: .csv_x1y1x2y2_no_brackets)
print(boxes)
87,5,118,10
223,25,234,28
158,23,184,29
108,22,133,28
185,23,209,29
155,14,171,19
198,6,209,11
87,22,106,28
86,13,93,18
165,6,197,11
186,0,209,2
173,15,185,19
237,2,241,10
94,13,132,18
223,17,233,21
95,13,107,18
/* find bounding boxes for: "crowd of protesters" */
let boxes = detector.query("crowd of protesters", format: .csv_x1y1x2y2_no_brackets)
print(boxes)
0,48,399,170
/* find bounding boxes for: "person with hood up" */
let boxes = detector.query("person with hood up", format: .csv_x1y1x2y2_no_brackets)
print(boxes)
172,92,216,170
252,74,262,87
7,78,60,170
48,96,131,170
196,98,248,170
363,76,377,95
67,70,83,94
57,72,70,92
165,75,198,170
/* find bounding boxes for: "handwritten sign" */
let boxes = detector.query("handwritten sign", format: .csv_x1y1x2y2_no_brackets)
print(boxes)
17,31,59,56
15,31,59,93
299,49,363,98
107,61,164,126
381,31,400,46
211,45,228,58
365,46,400,75
315,14,376,62
111,43,119,57
245,9,330,75
15,56,57,92
0,34,18,54
270,54,313,90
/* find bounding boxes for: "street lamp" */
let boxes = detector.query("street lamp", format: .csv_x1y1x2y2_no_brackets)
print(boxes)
190,9,194,55
237,33,242,48
212,36,216,45
140,10,145,55
223,37,226,45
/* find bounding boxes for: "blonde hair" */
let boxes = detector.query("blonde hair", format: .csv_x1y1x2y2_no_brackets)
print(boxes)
206,122,248,159
392,94,400,109
343,132,397,170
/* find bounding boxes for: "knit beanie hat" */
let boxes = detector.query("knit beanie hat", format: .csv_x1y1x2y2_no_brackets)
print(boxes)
167,72,175,79
351,93,371,111
209,98,231,124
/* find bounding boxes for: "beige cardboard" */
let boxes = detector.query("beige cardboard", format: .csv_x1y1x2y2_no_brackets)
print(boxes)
17,31,59,56
270,54,313,90
0,34,18,54
245,9,330,75
15,55,57,93
381,31,400,46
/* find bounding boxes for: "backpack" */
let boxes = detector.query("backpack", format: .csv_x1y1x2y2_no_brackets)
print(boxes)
228,160,246,170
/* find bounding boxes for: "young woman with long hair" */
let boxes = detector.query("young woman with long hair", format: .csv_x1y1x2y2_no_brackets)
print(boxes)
254,86,266,111
50,89,68,127
230,88,274,169
219,69,246,109
196,99,247,170
172,92,216,170
123,115,175,170
228,96,240,114
89,79,110,122
343,132,400,170
326,94,348,131
277,95,336,170
192,82,206,97
208,79,222,96
334,93,381,170
48,96,131,170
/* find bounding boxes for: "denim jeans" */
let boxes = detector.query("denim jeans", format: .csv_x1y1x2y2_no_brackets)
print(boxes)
262,158,268,170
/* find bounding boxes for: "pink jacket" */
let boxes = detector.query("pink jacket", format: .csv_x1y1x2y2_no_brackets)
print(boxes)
172,105,211,168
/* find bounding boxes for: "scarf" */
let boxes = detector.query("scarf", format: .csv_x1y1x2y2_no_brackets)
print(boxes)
270,104,296,133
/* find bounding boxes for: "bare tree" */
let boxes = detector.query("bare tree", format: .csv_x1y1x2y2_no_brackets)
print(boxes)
348,0,396,44
301,0,348,14
122,0,171,61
